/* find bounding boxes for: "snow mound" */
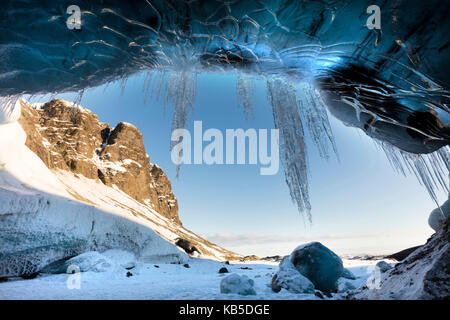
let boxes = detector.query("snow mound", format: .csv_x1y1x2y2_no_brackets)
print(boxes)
271,256,315,294
66,252,115,273
220,274,256,296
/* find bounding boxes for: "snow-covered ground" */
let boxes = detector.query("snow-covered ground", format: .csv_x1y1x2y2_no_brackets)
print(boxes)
0,253,385,300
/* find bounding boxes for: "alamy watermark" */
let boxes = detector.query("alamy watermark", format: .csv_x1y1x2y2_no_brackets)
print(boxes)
66,5,81,30
366,5,381,30
171,121,280,175
66,264,81,290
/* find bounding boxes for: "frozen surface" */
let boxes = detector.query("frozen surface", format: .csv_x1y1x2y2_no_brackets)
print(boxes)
0,256,380,300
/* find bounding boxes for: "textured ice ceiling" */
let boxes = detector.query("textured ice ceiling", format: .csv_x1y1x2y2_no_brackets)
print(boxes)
0,0,448,220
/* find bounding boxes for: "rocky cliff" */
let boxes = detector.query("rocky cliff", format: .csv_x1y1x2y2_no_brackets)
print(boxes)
350,219,449,300
18,99,180,224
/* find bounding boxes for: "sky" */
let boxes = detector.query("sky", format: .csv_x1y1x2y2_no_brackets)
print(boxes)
29,72,448,257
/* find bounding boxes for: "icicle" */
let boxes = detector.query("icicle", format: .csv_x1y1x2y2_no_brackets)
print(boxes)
165,71,198,178
120,76,129,96
0,95,21,123
377,142,449,205
143,71,154,104
296,82,339,161
71,89,85,112
267,77,312,222
236,73,254,119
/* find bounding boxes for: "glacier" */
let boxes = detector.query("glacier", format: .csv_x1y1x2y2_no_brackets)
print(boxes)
0,0,449,217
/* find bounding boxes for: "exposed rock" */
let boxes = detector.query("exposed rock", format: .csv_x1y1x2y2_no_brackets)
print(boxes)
220,274,256,296
290,242,344,293
240,255,260,262
271,274,282,293
271,256,315,294
385,246,422,261
314,291,324,299
353,219,450,300
20,272,40,280
183,263,190,268
175,238,199,255
261,255,283,262
18,99,180,224
219,267,229,274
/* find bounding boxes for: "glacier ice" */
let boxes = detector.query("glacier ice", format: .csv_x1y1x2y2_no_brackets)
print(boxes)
375,261,393,273
271,256,315,294
0,0,449,217
220,273,256,296
289,242,344,293
428,198,450,231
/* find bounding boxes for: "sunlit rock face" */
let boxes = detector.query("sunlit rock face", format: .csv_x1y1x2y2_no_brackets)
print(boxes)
0,0,448,217
18,99,180,224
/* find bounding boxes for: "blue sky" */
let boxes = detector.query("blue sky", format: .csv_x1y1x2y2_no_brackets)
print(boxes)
30,72,448,257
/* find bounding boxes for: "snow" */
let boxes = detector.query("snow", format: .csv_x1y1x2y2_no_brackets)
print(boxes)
0,256,380,300
220,273,256,296
272,256,315,294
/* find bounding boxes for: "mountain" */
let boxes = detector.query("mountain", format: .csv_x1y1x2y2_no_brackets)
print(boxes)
0,99,240,278
19,99,180,224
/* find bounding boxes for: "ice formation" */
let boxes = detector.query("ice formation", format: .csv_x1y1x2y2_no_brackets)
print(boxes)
0,0,449,217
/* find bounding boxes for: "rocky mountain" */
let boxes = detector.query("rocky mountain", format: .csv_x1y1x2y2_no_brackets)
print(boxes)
19,99,179,224
0,98,240,278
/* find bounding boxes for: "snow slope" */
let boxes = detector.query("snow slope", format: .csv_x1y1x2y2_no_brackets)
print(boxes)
0,107,237,278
